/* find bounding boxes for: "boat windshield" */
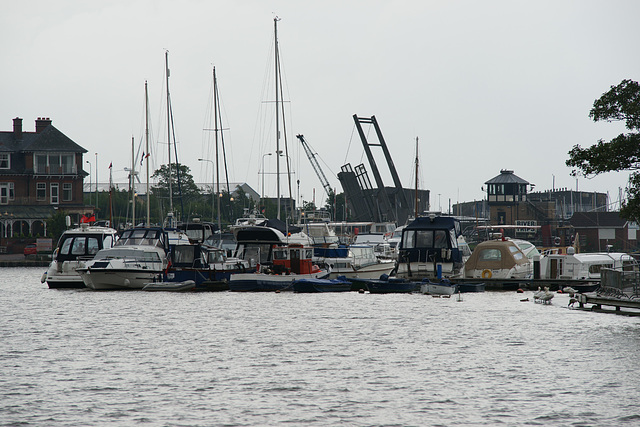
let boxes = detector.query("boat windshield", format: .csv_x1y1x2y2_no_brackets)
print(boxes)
59,236,101,257
94,248,162,262
116,229,163,247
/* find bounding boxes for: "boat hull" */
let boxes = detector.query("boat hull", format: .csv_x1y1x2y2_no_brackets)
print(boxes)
352,277,420,294
420,281,458,296
327,262,395,280
80,268,163,290
293,278,352,293
229,270,330,292
457,282,485,293
142,280,196,292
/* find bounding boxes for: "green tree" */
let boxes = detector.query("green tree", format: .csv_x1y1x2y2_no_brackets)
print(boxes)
151,163,201,204
566,79,640,221
46,210,69,244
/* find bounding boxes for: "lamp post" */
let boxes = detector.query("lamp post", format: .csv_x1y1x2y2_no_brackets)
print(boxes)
85,160,92,208
261,153,272,203
198,158,215,223
95,153,98,215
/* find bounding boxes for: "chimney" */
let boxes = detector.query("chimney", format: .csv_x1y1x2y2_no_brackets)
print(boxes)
13,117,22,140
35,117,52,133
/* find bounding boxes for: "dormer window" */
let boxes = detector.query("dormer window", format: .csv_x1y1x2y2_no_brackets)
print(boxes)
0,153,9,169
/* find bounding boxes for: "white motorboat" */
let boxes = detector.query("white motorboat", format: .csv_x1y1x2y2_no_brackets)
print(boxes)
43,223,119,289
314,245,395,279
78,227,189,290
540,247,638,284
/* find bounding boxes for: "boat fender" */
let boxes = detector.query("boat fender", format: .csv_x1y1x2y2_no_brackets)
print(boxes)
481,269,492,279
40,271,47,283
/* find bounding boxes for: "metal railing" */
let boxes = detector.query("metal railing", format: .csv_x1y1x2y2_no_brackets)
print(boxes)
600,268,640,298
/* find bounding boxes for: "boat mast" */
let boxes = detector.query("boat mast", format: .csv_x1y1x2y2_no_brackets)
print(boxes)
213,66,222,237
415,136,419,218
165,50,173,217
145,81,150,226
131,136,136,226
274,16,281,220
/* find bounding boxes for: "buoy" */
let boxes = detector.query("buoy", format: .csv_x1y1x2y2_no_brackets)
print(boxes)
520,298,529,302
481,269,492,279
516,288,524,293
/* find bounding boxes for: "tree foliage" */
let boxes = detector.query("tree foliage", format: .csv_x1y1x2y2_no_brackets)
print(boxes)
566,79,640,221
151,163,201,202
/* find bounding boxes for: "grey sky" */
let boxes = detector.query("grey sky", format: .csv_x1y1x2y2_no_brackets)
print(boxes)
1,0,638,213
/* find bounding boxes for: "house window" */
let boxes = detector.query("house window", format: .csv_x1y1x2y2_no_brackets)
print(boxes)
37,183,46,201
50,183,59,204
36,155,47,174
49,155,61,174
34,153,75,174
0,184,9,205
0,154,10,169
63,183,72,201
8,182,14,201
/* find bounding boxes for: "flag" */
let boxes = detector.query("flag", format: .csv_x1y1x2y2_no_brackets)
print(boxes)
109,162,112,169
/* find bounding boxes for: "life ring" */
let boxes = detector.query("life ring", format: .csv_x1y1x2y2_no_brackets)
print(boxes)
481,269,492,279
554,237,561,246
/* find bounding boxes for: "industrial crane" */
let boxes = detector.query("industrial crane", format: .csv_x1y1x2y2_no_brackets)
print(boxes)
296,134,334,197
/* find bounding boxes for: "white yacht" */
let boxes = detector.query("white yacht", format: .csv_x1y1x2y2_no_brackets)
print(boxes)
314,245,395,279
78,227,190,290
43,223,119,288
540,247,638,281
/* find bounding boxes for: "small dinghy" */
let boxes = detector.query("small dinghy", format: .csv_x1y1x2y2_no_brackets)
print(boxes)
420,278,458,296
142,280,196,292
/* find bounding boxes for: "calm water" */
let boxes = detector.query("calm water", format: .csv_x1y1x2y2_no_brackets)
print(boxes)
2,267,640,426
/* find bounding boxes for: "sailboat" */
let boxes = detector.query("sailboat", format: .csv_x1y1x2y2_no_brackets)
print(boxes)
229,18,328,292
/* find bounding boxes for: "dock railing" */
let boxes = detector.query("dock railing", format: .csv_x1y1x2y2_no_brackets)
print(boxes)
600,268,640,299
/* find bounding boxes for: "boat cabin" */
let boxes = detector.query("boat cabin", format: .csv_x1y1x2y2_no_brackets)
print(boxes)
272,244,316,275
464,239,532,279
396,215,471,279
540,249,638,280
54,225,118,264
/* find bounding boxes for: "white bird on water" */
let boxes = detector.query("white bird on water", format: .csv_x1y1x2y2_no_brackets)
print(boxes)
539,287,554,304
533,287,543,302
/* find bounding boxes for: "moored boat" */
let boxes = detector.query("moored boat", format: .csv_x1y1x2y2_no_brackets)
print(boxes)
314,245,395,279
229,243,329,292
293,277,352,293
142,280,196,292
464,238,540,280
420,279,458,296
395,214,471,280
78,227,189,290
44,223,119,289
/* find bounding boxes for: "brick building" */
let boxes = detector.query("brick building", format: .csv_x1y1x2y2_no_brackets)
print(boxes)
0,117,88,240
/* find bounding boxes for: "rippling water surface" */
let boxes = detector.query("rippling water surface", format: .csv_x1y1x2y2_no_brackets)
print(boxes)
2,267,640,426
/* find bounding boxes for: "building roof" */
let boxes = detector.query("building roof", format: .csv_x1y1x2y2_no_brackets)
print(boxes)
570,211,628,228
0,120,86,154
485,169,529,185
